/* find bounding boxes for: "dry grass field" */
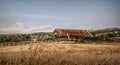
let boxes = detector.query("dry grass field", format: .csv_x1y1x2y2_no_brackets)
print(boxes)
0,41,120,65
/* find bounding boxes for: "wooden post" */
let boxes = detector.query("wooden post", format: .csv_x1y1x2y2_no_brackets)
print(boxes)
67,34,70,40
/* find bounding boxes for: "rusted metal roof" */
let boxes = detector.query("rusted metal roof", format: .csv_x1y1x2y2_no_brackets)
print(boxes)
53,29,93,37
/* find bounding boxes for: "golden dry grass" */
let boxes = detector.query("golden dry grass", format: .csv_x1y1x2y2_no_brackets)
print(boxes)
0,41,120,65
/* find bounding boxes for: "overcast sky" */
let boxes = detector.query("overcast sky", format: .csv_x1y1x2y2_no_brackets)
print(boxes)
0,0,120,34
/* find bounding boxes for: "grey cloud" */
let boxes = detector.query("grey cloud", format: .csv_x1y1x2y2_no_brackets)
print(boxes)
0,16,23,33
0,16,54,34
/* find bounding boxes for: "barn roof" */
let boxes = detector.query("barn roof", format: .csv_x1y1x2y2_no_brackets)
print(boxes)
53,29,93,37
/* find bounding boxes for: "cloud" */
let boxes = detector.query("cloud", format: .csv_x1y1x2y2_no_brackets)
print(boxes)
0,16,53,34
0,21,53,34
24,25,53,33
0,22,24,34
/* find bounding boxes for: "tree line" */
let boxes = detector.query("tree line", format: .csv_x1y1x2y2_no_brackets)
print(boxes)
0,34,31,43
91,28,120,39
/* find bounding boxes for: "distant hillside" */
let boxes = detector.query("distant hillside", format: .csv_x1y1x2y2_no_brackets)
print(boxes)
91,28,120,38
31,32,53,35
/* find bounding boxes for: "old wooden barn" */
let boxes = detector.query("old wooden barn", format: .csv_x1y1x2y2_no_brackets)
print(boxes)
53,29,93,41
